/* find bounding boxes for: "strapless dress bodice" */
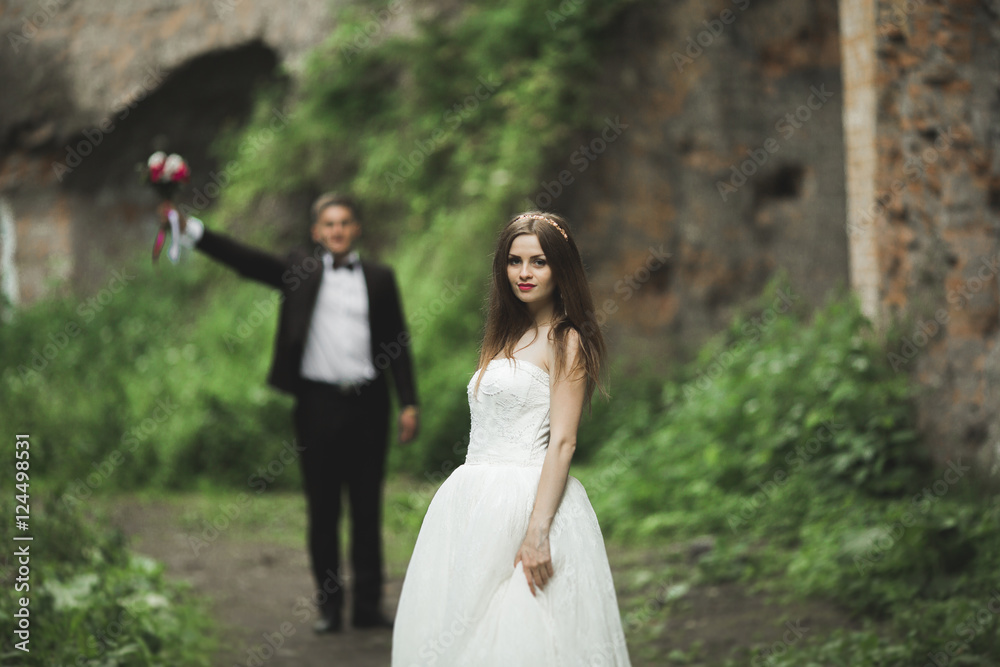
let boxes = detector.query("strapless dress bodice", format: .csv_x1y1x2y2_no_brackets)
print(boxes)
465,358,550,466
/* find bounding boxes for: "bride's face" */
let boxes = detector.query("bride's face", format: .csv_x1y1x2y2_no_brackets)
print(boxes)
507,234,555,307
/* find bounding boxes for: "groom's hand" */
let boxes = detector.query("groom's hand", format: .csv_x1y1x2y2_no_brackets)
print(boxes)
398,405,419,444
157,201,187,233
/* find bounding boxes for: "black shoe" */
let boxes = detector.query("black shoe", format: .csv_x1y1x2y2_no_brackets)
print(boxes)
352,610,394,629
313,610,343,634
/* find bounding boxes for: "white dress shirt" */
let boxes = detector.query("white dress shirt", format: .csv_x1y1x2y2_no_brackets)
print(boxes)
184,217,376,385
299,249,377,385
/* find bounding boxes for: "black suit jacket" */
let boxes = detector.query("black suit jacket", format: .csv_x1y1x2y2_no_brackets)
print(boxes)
194,228,418,407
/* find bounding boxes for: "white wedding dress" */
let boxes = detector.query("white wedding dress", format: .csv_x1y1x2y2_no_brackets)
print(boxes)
391,357,632,666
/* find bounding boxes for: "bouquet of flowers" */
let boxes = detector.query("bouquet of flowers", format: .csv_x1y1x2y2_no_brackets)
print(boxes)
145,151,191,264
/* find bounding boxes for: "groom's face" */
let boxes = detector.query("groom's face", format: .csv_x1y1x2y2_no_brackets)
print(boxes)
312,204,361,256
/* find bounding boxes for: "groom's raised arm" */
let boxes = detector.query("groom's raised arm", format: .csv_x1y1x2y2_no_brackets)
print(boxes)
184,217,286,289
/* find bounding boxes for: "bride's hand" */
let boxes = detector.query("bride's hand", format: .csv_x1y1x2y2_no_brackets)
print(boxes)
514,529,553,596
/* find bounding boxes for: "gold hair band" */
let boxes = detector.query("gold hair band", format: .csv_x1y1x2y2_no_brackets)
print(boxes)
512,213,569,241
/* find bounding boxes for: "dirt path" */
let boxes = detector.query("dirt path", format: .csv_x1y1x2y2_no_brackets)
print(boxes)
107,494,857,666
109,497,397,667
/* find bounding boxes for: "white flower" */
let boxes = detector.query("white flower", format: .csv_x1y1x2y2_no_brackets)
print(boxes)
147,151,167,168
163,153,184,179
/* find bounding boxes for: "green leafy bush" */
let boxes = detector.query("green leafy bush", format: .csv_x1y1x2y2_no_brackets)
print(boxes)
589,278,930,541
578,277,1000,664
0,262,300,493
0,489,215,665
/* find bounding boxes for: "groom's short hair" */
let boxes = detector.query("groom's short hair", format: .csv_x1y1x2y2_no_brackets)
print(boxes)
312,192,361,223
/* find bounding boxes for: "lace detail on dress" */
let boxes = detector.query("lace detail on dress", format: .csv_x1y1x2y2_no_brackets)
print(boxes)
465,358,550,466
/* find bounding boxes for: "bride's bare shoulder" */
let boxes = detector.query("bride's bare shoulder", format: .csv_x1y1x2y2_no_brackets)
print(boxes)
546,326,582,378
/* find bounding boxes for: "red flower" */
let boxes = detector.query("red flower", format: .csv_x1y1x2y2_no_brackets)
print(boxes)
171,161,191,183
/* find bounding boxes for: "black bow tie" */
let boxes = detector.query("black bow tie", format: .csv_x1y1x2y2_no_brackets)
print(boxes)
329,256,358,271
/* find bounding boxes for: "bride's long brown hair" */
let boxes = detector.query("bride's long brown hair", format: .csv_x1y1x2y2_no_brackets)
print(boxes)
473,211,609,414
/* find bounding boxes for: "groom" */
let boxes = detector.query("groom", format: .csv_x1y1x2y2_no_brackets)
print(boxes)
171,193,419,632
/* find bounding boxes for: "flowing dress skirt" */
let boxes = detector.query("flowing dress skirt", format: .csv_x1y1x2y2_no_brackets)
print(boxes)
391,462,632,666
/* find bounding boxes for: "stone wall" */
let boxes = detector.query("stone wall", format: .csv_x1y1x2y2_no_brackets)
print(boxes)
558,0,848,370
1,0,332,139
0,0,335,303
841,0,1000,469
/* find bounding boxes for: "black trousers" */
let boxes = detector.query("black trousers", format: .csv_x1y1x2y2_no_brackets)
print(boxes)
293,373,390,618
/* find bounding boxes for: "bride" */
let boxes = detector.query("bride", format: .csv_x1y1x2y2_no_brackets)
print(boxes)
391,211,632,666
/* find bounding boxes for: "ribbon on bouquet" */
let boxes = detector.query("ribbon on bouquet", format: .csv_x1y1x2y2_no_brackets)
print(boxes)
152,207,183,264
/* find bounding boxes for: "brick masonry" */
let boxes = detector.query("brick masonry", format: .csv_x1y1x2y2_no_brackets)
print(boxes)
561,0,849,367
842,0,1000,470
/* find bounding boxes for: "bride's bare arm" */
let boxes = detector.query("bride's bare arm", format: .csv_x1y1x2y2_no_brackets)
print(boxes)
515,328,587,595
